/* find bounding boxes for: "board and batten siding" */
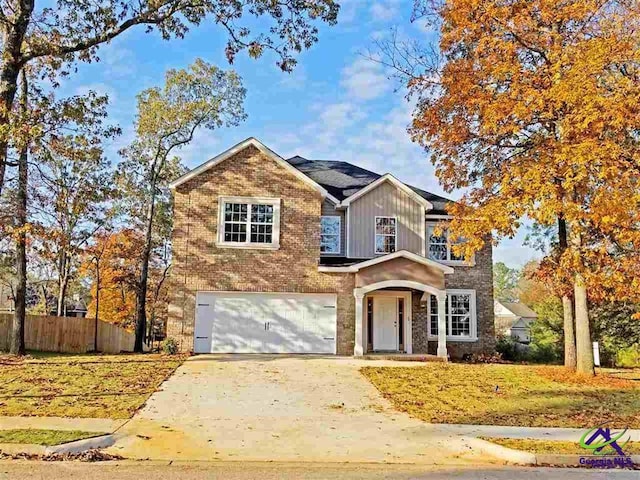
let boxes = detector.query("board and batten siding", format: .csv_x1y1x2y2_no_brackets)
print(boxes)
321,199,346,256
347,181,425,258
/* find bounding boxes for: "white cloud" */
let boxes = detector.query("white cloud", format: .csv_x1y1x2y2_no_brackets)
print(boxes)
272,93,447,199
295,101,367,149
338,0,366,24
494,243,541,268
370,0,400,22
98,43,136,78
176,131,222,169
412,18,437,36
278,66,308,90
316,102,364,129
340,56,390,101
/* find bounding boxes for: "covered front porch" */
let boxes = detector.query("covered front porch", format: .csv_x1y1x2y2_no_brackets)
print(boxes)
349,251,454,360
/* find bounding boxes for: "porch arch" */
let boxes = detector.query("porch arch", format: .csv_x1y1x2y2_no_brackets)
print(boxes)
354,280,445,299
353,280,448,360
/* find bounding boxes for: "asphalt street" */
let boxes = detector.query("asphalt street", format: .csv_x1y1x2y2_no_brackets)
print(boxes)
0,461,637,480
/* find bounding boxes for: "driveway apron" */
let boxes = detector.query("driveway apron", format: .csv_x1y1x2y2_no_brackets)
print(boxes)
108,355,494,464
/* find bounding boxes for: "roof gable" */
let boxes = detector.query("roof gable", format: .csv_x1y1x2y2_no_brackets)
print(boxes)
339,173,433,210
168,138,338,203
286,155,452,213
512,317,532,329
169,139,453,212
497,301,538,318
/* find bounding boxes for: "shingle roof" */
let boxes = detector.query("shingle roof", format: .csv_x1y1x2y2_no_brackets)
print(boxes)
500,302,538,319
286,156,452,214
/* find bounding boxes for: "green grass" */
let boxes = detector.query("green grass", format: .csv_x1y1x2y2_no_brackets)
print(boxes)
481,437,640,455
361,363,640,428
0,429,106,446
0,352,185,419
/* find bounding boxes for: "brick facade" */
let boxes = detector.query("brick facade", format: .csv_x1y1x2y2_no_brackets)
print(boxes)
410,242,496,359
167,144,495,358
166,145,356,354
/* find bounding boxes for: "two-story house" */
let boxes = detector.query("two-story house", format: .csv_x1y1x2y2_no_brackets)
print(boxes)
167,138,495,358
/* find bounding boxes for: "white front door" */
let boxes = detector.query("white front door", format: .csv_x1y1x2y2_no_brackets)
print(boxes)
373,296,398,351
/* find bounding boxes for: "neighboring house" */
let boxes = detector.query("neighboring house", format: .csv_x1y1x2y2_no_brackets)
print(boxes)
167,138,495,359
49,295,89,318
494,301,537,344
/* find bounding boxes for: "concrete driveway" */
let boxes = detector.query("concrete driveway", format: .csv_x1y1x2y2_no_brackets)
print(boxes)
109,355,492,464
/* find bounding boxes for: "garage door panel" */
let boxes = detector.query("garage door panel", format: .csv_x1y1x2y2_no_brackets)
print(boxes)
211,298,264,353
194,292,337,354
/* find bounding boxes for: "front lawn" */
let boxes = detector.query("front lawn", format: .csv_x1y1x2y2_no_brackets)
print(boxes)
0,352,185,418
481,437,640,455
0,429,105,446
361,363,640,428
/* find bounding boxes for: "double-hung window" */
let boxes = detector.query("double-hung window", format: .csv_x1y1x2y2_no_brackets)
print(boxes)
218,196,281,249
375,216,396,254
427,224,466,263
428,290,477,341
320,216,341,254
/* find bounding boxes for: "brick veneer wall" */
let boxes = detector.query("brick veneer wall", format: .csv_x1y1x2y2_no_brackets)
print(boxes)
166,145,356,354
411,242,495,359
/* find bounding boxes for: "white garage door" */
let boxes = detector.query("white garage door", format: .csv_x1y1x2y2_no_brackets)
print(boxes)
194,292,337,354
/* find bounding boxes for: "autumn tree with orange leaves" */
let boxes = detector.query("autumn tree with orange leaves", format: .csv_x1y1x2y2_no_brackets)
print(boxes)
81,228,173,343
81,230,141,329
381,0,640,374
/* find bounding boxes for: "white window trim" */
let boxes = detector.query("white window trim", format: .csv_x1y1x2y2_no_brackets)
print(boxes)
426,222,475,266
374,216,397,255
427,289,478,342
320,215,341,255
216,196,281,250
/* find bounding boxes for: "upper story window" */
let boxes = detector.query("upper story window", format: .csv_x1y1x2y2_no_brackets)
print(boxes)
320,216,341,254
375,216,396,254
427,224,465,263
217,196,280,249
428,290,477,341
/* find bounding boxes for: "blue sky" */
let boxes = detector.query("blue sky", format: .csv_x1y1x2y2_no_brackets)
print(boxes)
62,0,539,268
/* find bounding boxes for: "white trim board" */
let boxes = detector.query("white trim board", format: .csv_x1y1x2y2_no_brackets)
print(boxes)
318,250,455,274
169,137,340,204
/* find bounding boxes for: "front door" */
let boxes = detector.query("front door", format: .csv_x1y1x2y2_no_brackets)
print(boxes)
373,297,398,351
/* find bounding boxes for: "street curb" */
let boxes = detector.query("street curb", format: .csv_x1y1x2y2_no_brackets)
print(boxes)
462,436,536,465
0,443,46,455
44,434,116,455
468,438,640,468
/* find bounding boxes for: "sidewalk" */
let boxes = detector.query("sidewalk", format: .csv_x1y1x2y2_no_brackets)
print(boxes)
0,416,127,433
426,423,640,441
2,415,637,442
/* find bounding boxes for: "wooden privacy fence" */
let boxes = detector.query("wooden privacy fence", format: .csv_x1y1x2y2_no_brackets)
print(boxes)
0,314,136,353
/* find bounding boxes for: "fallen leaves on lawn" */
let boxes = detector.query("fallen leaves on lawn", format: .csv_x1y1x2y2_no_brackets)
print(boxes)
361,363,640,428
534,366,636,389
0,353,186,418
0,449,123,462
